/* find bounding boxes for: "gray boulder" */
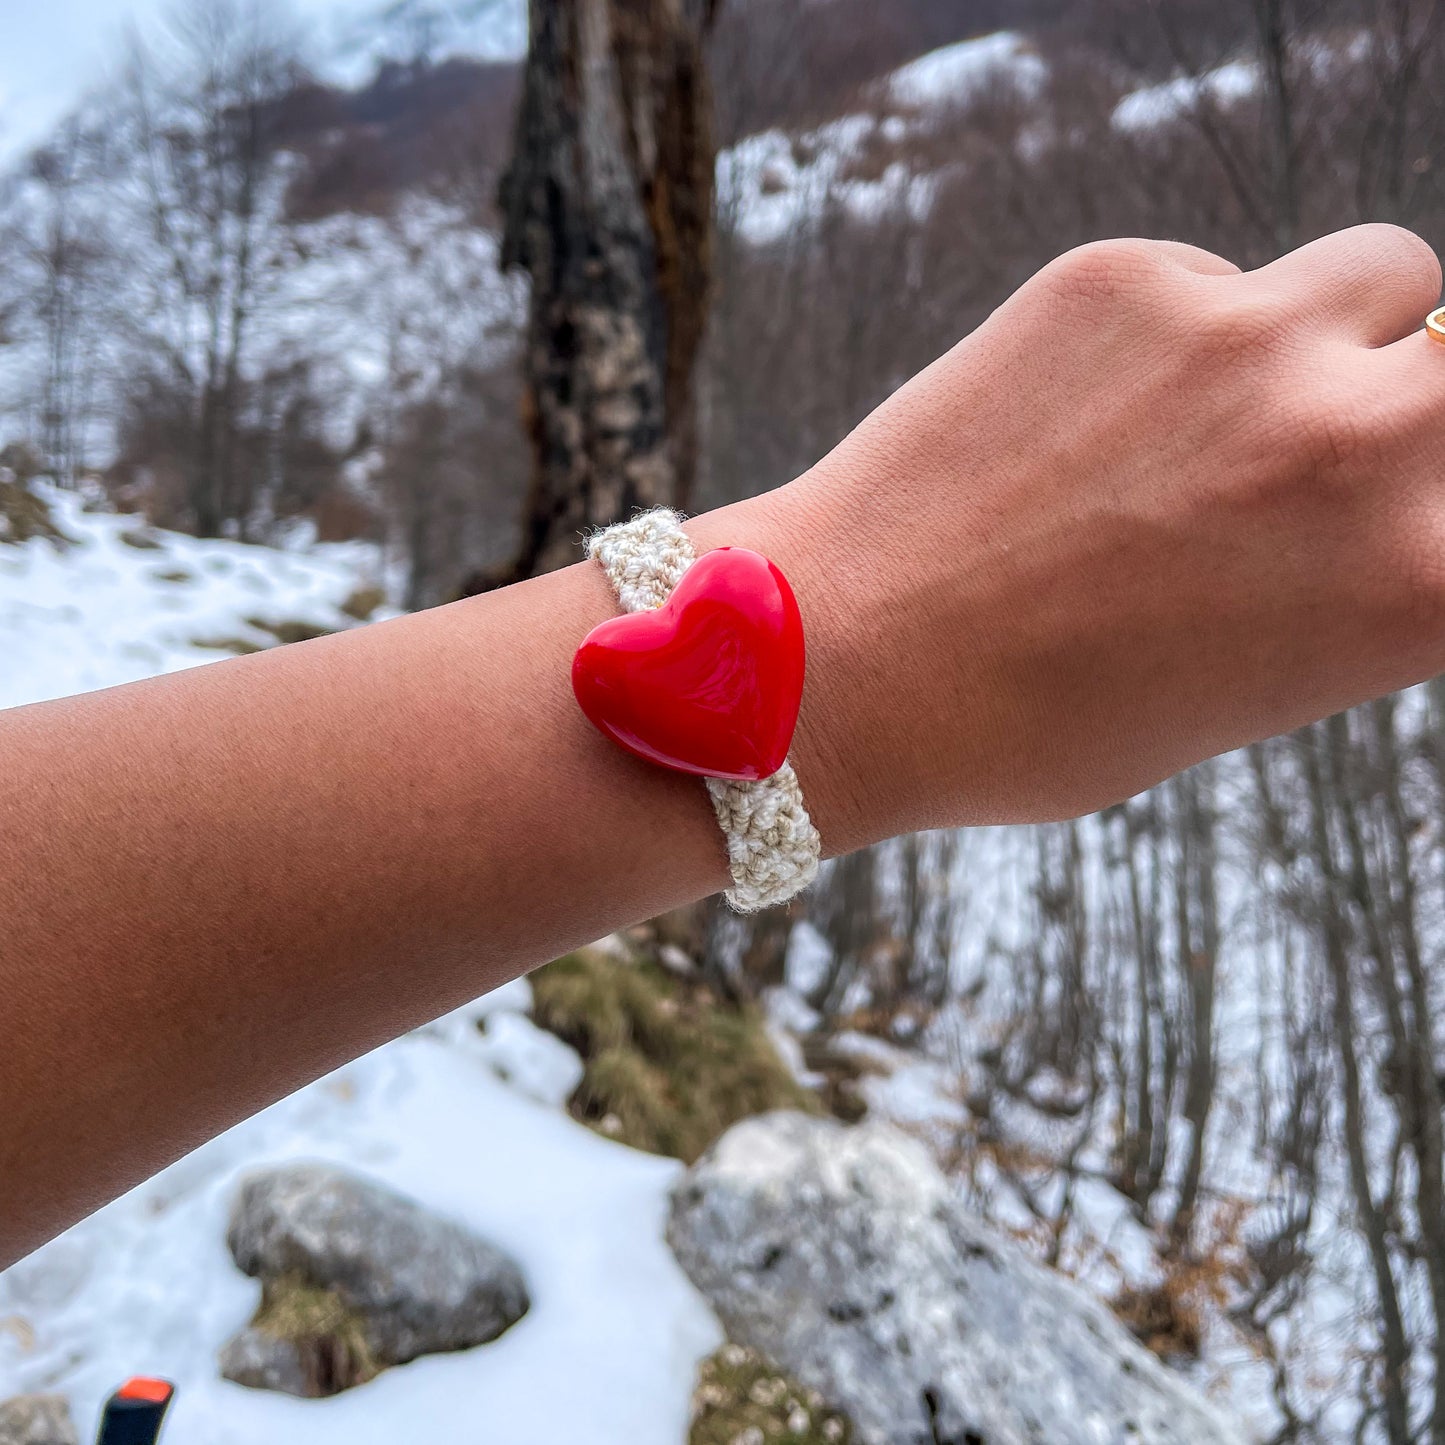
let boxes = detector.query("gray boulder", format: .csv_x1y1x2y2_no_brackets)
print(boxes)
222,1163,528,1393
0,1395,76,1445
217,1329,316,1398
667,1112,1242,1445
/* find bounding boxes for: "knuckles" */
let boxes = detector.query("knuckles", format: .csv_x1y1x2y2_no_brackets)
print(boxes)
1032,234,1430,556
1035,239,1179,312
1038,241,1296,366
1350,223,1443,303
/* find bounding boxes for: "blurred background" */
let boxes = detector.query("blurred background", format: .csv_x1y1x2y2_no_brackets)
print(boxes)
1,2,1444,1442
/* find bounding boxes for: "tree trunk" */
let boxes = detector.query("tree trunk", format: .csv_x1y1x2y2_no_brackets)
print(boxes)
487,0,716,588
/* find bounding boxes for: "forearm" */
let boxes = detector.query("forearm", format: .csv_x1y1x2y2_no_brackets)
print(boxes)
0,488,841,1265
7,223,1445,1265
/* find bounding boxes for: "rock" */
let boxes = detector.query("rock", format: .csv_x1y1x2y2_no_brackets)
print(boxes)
219,1270,386,1397
667,1113,1242,1445
0,1395,77,1445
217,1328,316,1399
222,1164,528,1394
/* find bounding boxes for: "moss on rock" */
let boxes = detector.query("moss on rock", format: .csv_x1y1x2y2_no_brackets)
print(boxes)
530,945,818,1163
689,1343,851,1445
248,1273,379,1397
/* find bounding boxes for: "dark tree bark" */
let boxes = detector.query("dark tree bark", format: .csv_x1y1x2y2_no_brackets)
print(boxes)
486,0,717,587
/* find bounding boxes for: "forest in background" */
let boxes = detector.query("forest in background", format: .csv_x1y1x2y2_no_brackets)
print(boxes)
5,0,1445,1439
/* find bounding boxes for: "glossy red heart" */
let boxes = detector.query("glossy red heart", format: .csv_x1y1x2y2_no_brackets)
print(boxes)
572,546,805,781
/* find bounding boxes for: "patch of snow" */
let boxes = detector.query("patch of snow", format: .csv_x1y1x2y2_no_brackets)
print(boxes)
760,989,823,1090
823,1031,969,1143
717,118,938,248
886,32,1047,110
478,1013,588,1109
762,985,820,1039
782,919,833,999
1112,60,1259,132
717,32,1045,249
0,486,391,710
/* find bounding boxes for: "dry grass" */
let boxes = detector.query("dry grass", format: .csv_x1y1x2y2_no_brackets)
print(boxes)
1112,1198,1256,1364
1111,1279,1205,1363
340,585,387,620
244,616,335,646
0,480,71,546
191,635,266,655
530,945,819,1164
250,1273,379,1397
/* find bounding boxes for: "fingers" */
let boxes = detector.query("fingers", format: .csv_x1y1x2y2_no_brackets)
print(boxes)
1246,224,1442,347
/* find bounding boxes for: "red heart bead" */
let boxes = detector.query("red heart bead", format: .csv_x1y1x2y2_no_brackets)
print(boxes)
572,546,806,781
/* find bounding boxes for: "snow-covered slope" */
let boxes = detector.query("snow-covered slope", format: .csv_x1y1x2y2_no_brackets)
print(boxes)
716,32,1044,248
0,490,719,1445
0,486,387,709
885,31,1046,110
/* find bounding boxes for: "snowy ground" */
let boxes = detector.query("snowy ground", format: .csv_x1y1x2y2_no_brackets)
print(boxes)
0,486,388,708
0,490,719,1445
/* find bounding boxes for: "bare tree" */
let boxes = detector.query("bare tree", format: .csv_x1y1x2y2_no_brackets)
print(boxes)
116,0,306,535
0,118,116,483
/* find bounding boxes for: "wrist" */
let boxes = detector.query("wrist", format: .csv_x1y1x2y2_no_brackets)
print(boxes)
684,481,881,858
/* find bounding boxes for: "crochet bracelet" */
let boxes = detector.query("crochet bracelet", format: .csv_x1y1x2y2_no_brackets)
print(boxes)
572,510,821,912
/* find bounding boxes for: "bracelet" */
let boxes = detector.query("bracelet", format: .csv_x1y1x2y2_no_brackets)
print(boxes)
575,510,821,912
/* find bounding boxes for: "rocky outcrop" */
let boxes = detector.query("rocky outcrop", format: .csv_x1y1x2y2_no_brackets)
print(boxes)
0,1395,77,1445
667,1113,1242,1445
220,1163,529,1397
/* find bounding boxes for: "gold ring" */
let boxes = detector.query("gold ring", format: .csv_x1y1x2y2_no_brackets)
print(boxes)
1429,306,1445,344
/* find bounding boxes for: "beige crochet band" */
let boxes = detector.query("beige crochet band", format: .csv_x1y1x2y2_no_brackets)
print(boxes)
586,510,821,912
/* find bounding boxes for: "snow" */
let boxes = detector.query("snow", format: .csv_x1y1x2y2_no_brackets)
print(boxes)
716,120,895,249
886,32,1046,110
0,1001,717,1445
782,921,832,1001
716,33,1043,249
0,485,388,709
1112,60,1259,131
0,491,721,1444
270,199,526,449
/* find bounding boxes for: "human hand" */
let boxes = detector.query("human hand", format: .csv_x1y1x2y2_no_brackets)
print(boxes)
700,225,1445,852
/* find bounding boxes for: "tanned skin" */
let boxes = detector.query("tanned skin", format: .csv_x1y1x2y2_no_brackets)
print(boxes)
2,225,1443,1265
